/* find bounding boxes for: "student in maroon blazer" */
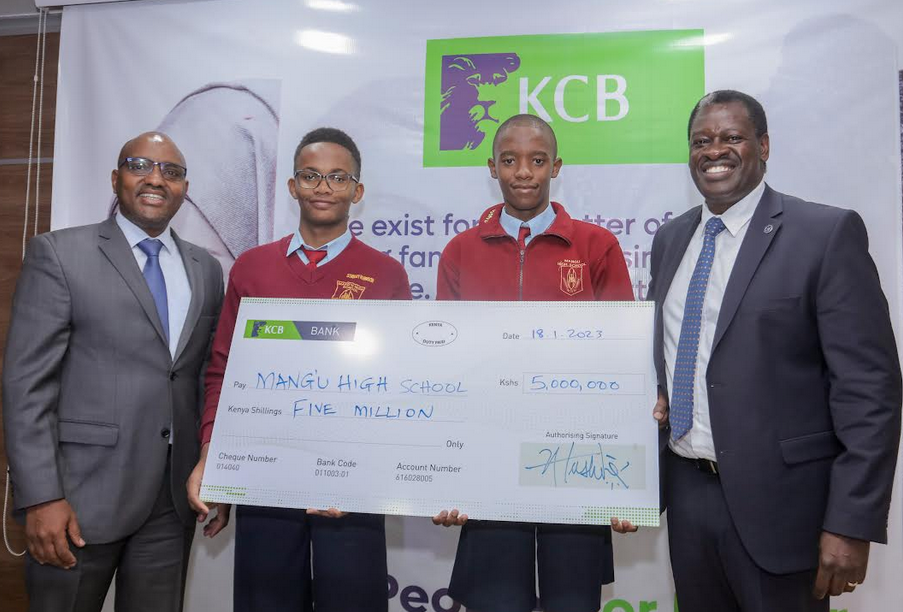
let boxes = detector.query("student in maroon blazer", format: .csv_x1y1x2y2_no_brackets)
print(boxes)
187,128,410,612
434,114,635,612
436,199,632,301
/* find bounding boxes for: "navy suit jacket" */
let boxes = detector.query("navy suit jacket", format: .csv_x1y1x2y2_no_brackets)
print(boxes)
648,185,902,574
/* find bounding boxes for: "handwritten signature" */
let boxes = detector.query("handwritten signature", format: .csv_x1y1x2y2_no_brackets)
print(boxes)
524,442,630,489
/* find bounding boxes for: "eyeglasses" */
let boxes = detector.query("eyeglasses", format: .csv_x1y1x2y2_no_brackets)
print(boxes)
119,157,187,182
293,169,359,192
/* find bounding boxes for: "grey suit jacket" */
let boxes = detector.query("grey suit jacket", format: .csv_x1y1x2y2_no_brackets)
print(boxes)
2,217,223,543
649,185,902,574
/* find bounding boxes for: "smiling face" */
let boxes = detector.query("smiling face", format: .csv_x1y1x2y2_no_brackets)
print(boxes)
488,123,561,222
688,101,769,214
288,141,363,243
111,133,188,237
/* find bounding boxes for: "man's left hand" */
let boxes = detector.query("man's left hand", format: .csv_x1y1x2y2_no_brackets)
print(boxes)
611,517,638,534
813,531,870,599
306,508,347,519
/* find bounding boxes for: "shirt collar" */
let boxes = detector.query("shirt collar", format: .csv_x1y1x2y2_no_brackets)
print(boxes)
115,213,176,253
286,227,353,258
499,203,557,241
701,178,766,237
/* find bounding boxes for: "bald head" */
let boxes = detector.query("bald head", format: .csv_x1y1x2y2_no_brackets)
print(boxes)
118,131,186,167
492,114,558,159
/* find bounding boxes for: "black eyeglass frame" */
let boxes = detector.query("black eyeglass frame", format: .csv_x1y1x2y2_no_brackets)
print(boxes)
293,169,360,192
118,157,188,181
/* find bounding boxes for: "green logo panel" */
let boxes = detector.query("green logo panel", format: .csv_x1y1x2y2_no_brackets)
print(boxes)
424,30,705,167
244,320,302,340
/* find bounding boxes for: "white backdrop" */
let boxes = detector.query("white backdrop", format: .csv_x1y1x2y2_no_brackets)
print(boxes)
48,1,903,611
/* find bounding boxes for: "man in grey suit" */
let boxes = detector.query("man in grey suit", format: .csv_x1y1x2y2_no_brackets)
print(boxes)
649,90,901,611
2,132,224,611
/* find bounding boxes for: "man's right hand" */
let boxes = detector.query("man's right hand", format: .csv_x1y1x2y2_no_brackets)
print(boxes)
187,442,231,537
432,509,468,527
25,498,85,569
652,389,669,429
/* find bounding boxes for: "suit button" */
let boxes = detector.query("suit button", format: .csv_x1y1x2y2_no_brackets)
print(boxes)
169,372,177,380
161,428,171,439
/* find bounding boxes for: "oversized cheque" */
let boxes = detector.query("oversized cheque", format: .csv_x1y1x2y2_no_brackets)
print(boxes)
201,298,660,526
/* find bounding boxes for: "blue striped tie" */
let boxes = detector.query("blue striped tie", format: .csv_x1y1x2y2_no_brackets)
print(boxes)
138,238,169,342
670,216,727,441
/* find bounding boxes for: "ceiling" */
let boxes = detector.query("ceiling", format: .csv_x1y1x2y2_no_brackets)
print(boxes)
0,0,61,35
1,0,42,18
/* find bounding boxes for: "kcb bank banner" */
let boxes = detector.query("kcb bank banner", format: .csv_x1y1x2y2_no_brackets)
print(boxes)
424,30,705,167
50,2,903,611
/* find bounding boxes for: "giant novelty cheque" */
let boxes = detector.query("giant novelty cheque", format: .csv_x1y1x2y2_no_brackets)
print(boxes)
202,299,660,526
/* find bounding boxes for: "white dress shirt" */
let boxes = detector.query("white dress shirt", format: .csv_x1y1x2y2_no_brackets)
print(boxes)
116,213,192,359
663,180,766,461
286,228,353,265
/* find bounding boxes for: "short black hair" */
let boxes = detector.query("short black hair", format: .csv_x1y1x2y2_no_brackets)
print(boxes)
492,114,558,158
687,90,768,139
293,127,362,176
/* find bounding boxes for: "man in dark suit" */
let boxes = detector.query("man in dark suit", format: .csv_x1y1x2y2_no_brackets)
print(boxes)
648,90,901,611
2,132,223,612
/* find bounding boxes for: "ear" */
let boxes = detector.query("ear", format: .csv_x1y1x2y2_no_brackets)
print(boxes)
288,176,300,200
551,157,562,178
351,181,365,204
183,179,189,197
111,169,118,193
759,133,770,163
488,158,498,179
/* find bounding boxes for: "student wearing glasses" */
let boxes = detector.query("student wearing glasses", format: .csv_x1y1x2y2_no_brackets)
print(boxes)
3,132,224,612
187,127,411,612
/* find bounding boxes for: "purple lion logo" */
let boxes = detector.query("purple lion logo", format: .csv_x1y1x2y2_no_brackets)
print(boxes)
440,53,521,151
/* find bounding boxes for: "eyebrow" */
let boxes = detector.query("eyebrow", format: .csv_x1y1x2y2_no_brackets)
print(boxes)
497,150,551,157
298,166,353,174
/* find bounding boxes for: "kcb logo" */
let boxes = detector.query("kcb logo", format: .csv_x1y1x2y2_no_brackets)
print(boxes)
423,30,705,167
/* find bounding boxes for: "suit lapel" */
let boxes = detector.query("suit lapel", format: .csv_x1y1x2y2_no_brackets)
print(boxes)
655,208,702,303
97,217,170,351
172,232,205,366
711,185,783,353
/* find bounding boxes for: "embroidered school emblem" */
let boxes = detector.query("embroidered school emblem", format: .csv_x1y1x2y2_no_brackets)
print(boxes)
332,280,367,300
557,260,586,296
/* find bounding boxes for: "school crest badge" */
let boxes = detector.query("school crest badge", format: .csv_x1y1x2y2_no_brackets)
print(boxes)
558,260,586,296
332,280,367,300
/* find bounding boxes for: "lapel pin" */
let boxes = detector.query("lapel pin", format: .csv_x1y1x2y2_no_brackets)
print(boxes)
763,224,774,234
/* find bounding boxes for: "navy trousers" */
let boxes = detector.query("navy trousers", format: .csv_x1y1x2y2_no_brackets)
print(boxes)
234,506,388,612
448,520,613,612
666,450,829,612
